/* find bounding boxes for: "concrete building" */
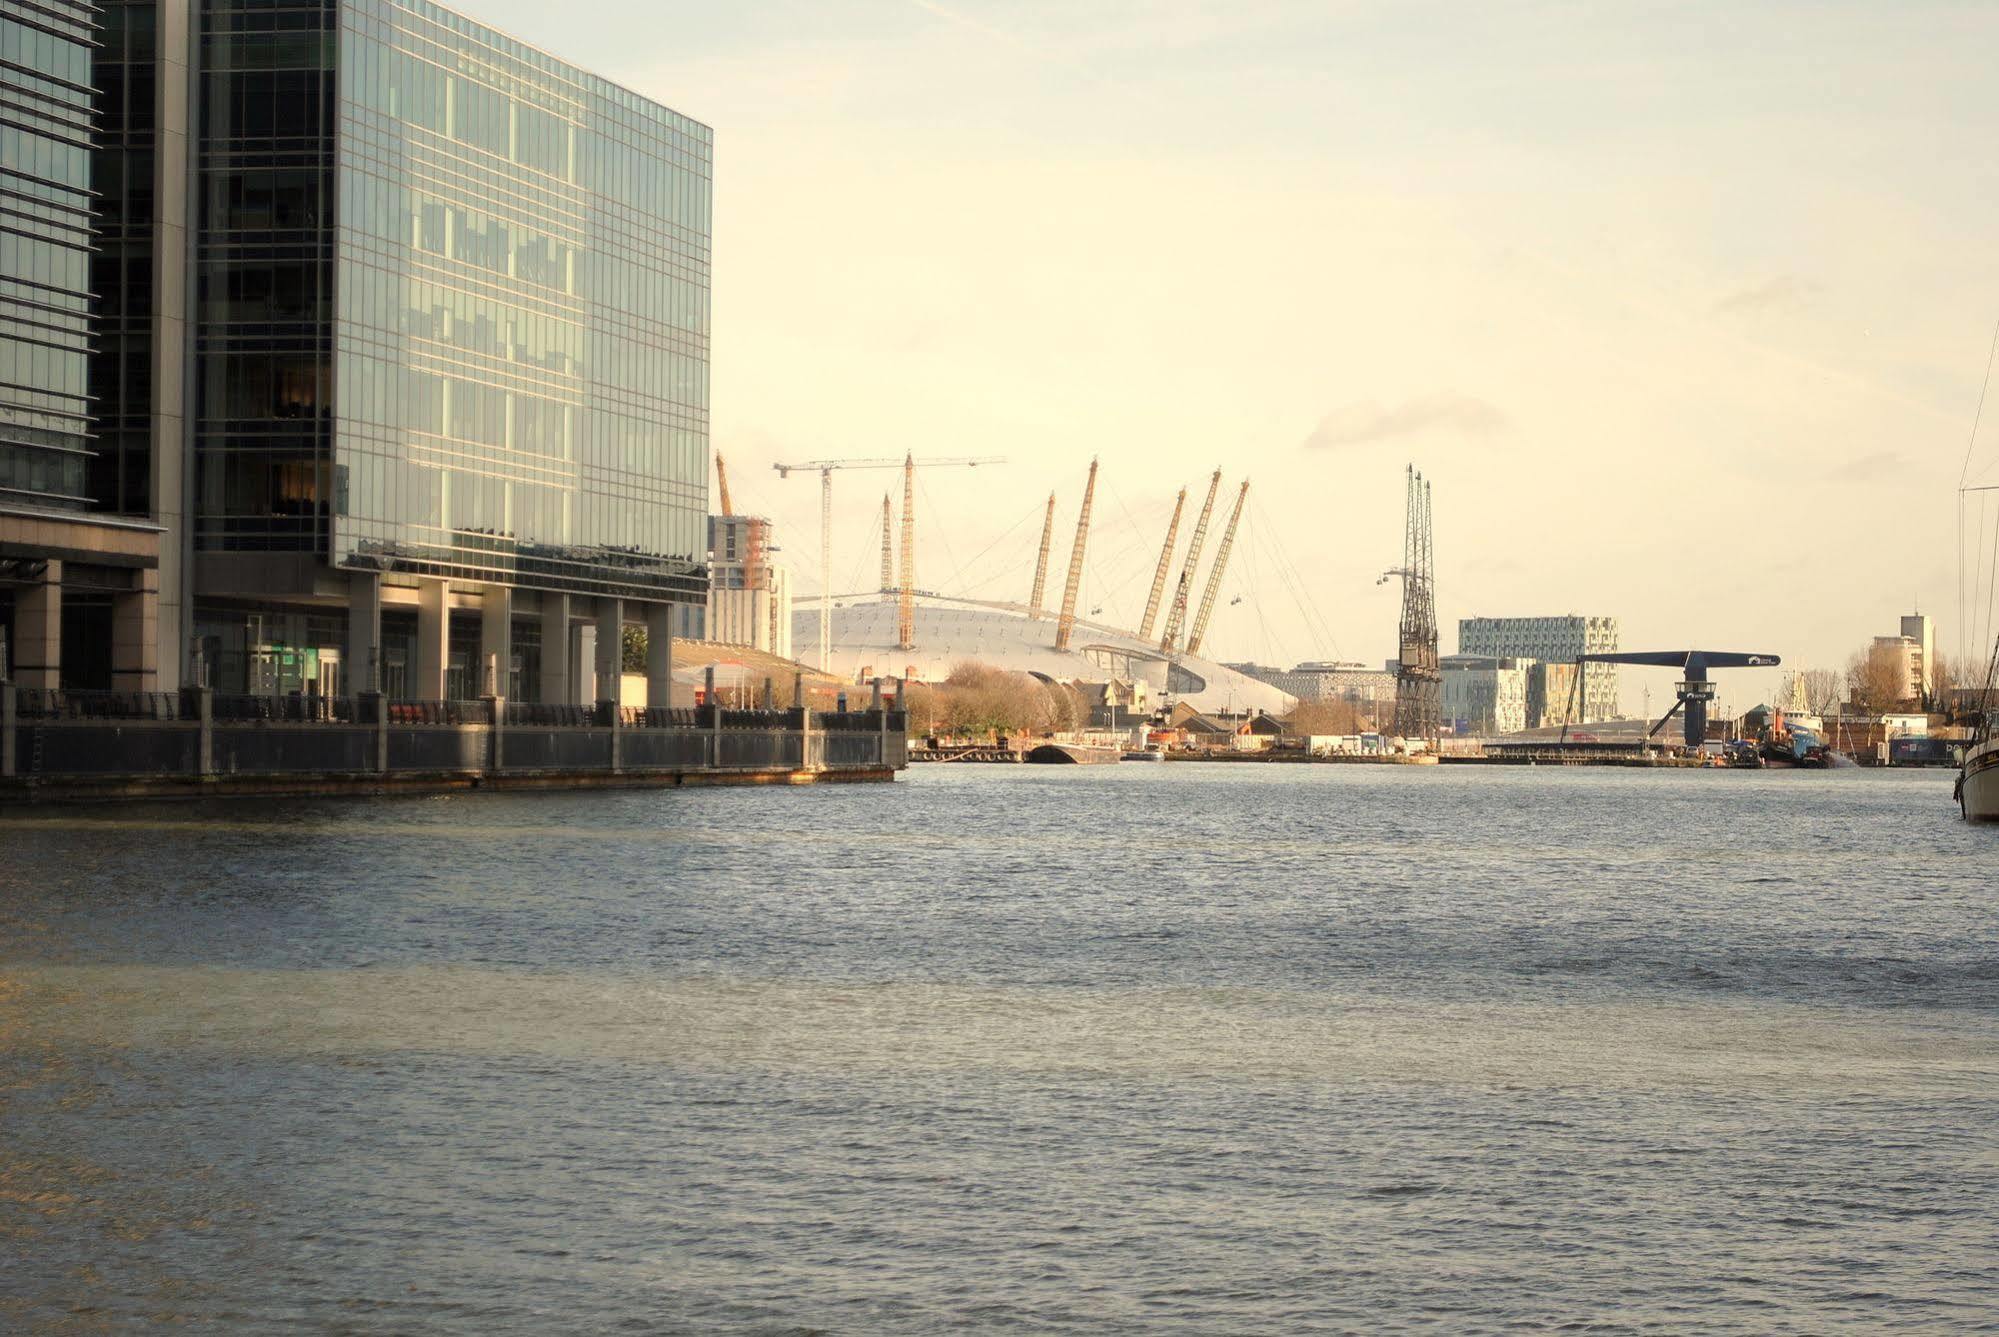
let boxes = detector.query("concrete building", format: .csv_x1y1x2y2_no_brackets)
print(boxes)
1228,659,1397,718
1458,615,1619,721
1874,611,1934,703
57,0,712,704
0,0,165,690
1525,659,1580,729
707,515,792,659
1442,654,1531,737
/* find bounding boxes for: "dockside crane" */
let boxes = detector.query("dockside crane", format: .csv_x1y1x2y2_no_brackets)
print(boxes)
772,455,1004,671
1160,470,1222,654
1137,487,1187,642
1186,479,1249,656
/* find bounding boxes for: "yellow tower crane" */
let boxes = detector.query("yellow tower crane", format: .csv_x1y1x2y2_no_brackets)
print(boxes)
772,455,1004,671
714,451,734,516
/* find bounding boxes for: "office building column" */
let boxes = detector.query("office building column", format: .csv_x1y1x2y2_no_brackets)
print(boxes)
110,567,160,692
645,602,674,711
480,585,512,697
595,597,623,707
416,578,449,701
539,594,571,705
347,571,382,694
15,560,61,689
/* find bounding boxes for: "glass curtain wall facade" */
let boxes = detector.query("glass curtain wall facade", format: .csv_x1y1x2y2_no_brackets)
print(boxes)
194,0,335,552
91,0,159,515
191,0,706,612
0,0,94,510
332,0,709,603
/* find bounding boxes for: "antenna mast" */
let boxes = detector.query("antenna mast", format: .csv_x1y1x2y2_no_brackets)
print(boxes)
1027,491,1057,616
1161,470,1221,653
1054,458,1099,652
1138,487,1187,641
1187,479,1248,655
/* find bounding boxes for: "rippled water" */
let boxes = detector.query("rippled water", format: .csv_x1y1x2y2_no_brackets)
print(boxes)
2,764,1996,1332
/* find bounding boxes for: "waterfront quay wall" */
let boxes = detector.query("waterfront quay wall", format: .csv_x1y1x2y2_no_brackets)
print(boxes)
0,687,905,801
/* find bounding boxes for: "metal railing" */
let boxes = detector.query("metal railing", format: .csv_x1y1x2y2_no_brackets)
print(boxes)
15,689,189,721
385,699,494,726
620,706,699,728
508,701,598,728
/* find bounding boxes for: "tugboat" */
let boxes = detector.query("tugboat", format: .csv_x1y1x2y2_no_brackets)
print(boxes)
1758,711,1831,768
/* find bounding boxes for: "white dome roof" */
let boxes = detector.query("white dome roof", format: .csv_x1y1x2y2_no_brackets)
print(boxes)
794,593,1297,717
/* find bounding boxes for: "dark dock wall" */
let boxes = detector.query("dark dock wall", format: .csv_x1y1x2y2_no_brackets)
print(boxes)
1,687,905,800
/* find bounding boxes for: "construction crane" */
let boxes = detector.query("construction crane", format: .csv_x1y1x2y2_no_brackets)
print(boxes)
714,451,734,516
1137,487,1187,642
879,495,893,592
1186,479,1248,656
899,455,916,651
1054,458,1099,652
1026,492,1057,617
772,455,1004,671
1160,470,1222,654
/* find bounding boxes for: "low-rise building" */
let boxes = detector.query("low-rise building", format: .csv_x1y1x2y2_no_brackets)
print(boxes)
1442,654,1532,737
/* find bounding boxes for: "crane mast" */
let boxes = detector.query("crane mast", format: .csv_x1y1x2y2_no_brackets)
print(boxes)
714,451,734,515
898,455,916,652
1137,487,1186,642
1186,479,1248,655
1160,470,1221,653
771,455,1004,671
1027,492,1057,616
1054,459,1098,652
879,495,893,592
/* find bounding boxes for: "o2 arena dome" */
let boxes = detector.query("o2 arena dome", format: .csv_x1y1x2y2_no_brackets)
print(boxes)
795,592,1297,718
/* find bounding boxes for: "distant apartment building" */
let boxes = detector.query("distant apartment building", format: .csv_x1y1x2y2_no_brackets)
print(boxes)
1441,654,1531,737
707,515,792,658
1458,615,1619,721
1872,611,1934,703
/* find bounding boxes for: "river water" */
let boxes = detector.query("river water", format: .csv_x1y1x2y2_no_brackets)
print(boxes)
1,764,1995,1332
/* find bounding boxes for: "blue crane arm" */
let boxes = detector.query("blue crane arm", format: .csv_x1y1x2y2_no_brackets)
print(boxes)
1577,650,1780,670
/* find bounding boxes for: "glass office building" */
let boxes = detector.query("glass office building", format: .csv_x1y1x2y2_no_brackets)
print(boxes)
189,0,710,698
0,0,164,693
0,0,94,510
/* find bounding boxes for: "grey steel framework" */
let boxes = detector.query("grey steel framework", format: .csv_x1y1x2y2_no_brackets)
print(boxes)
0,0,95,510
1388,465,1439,743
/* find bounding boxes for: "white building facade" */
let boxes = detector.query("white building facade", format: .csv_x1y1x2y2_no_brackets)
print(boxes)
708,515,793,659
1442,655,1532,737
1458,615,1619,721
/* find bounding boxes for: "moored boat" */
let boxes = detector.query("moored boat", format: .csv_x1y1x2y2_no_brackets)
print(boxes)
1957,733,1999,820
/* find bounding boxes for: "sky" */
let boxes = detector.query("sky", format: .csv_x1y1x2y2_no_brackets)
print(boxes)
474,0,1999,712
